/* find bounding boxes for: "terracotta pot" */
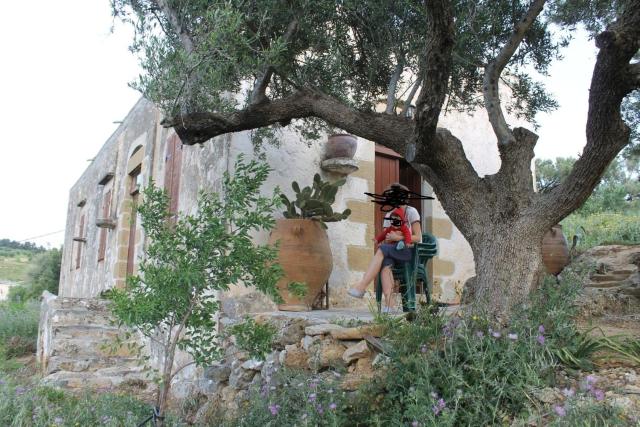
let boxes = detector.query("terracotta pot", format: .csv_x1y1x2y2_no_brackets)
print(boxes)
542,225,570,275
325,134,357,159
269,219,333,311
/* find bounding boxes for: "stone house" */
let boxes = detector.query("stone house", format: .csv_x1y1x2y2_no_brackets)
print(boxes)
58,98,509,309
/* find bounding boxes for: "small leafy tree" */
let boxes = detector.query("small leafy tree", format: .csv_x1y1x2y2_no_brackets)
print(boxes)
107,157,282,426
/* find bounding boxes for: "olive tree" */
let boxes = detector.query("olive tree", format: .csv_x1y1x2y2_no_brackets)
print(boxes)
112,0,639,318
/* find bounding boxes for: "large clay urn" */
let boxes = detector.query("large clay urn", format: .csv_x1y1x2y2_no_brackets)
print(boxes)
325,134,357,159
269,219,333,311
542,224,570,275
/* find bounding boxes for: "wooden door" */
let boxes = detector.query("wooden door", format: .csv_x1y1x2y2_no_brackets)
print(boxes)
374,145,423,239
374,150,400,238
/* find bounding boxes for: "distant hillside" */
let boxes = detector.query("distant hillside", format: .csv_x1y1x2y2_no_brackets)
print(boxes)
0,248,33,284
0,239,44,284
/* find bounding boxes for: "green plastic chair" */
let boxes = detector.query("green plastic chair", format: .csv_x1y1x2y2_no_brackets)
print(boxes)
375,232,438,312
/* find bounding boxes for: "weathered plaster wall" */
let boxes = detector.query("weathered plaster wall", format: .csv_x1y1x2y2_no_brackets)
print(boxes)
59,99,160,297
223,130,374,311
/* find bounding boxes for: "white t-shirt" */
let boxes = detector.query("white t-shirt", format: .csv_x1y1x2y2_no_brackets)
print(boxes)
383,205,420,228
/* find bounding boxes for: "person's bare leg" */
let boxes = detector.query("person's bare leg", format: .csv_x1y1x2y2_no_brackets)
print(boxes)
352,249,384,292
381,266,394,309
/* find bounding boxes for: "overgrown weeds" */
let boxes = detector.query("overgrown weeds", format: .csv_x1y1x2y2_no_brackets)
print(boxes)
0,301,39,358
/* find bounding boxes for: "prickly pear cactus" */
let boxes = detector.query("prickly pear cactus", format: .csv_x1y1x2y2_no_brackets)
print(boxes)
280,174,351,227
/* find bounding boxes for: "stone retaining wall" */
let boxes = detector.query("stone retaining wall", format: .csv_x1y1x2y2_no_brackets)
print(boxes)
200,311,385,416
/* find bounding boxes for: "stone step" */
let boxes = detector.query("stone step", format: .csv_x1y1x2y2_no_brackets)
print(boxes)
590,273,631,283
50,308,114,327
47,355,141,374
51,336,139,359
43,368,147,390
52,298,112,311
53,324,121,339
586,280,626,288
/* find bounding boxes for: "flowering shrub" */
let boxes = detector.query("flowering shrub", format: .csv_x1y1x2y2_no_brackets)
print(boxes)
216,370,349,426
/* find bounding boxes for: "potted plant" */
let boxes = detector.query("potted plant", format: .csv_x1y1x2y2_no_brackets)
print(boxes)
269,174,351,311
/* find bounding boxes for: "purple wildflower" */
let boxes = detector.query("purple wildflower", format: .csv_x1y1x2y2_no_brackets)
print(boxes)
15,387,25,395
268,403,281,416
491,331,502,338
421,344,428,353
508,333,518,341
308,393,317,402
316,404,324,414
309,381,318,389
536,335,545,345
329,402,337,410
432,398,446,415
562,388,575,398
412,422,420,427
593,389,605,401
553,405,566,417
582,375,598,391
538,325,545,334
54,417,64,424
475,331,484,338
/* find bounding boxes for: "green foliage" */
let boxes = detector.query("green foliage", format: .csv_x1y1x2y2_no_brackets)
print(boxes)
562,212,640,249
280,173,351,228
286,281,308,299
227,317,277,361
106,157,282,417
215,370,349,426
113,0,563,127
0,239,45,253
0,249,33,284
8,249,62,302
0,380,173,427
108,156,282,365
0,301,39,359
535,156,640,215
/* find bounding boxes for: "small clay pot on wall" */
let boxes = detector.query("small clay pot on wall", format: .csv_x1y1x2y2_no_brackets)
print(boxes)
268,219,333,311
542,224,570,275
325,134,357,159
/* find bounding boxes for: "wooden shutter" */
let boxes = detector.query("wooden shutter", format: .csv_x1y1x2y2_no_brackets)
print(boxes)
97,189,112,262
164,134,183,218
75,215,84,269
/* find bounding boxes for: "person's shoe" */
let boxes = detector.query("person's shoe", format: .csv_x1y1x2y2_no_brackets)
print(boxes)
382,306,398,314
347,288,365,299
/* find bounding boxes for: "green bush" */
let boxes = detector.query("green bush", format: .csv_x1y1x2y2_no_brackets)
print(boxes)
562,212,640,250
0,301,39,358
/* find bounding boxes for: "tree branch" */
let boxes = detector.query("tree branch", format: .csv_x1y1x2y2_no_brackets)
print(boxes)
385,60,404,114
538,1,640,225
250,19,299,105
163,88,413,154
401,77,422,117
414,0,455,143
154,0,194,54
483,0,546,145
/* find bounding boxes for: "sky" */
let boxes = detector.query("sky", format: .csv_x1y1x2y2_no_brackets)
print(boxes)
0,1,597,248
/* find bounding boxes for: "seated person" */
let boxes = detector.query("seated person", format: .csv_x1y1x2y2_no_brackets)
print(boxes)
375,207,412,250
348,183,422,313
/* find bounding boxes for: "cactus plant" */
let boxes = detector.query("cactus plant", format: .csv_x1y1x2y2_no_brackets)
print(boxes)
280,173,351,228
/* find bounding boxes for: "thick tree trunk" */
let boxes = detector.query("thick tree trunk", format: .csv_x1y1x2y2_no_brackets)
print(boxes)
463,223,546,321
